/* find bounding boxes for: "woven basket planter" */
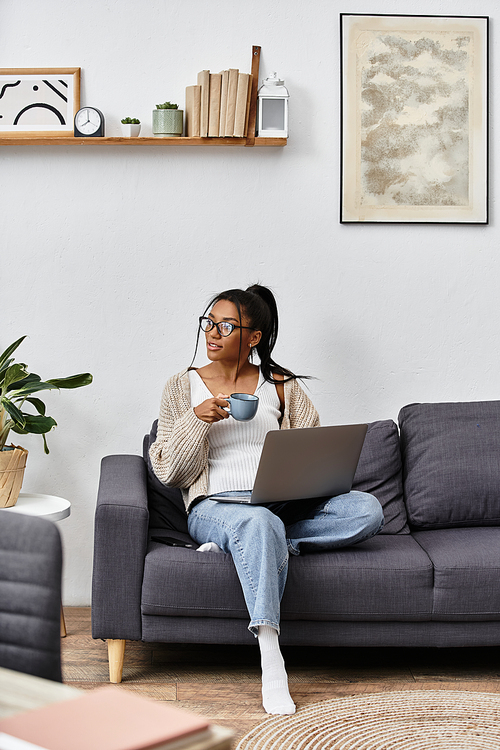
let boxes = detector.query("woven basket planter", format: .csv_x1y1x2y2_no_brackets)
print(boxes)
0,445,28,508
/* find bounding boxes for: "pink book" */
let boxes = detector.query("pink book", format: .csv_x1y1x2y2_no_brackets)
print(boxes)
0,686,211,750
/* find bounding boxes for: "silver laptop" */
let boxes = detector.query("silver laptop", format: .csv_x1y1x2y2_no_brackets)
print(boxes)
216,424,368,505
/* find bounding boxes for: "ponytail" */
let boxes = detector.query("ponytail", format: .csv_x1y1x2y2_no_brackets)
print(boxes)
244,284,297,384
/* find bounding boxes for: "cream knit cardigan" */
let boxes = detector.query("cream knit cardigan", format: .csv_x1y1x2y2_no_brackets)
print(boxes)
149,369,320,513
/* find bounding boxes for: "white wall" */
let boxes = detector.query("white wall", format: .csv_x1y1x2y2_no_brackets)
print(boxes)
1,0,498,604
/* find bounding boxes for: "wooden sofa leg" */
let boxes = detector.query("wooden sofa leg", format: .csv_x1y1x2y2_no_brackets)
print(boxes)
60,606,67,637
108,639,126,683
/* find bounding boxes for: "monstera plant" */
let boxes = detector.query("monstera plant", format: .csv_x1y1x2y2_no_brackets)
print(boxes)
0,336,93,507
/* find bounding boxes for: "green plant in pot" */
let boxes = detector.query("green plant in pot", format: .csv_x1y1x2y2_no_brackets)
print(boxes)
0,336,93,508
152,101,183,137
120,117,141,137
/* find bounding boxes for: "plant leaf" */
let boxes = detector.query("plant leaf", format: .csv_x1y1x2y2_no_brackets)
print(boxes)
10,424,28,435
1,399,26,428
10,372,41,385
42,433,50,454
0,336,27,370
8,380,58,397
7,372,42,390
46,373,93,389
7,373,56,397
2,363,29,392
0,357,15,377
21,414,57,434
25,397,46,416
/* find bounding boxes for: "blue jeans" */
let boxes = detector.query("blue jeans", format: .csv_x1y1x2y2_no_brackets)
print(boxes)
187,491,384,636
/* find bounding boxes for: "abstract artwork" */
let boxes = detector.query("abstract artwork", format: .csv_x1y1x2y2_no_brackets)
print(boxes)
340,16,488,223
0,68,80,136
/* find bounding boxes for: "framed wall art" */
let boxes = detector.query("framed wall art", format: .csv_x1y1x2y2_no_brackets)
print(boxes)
340,15,489,224
0,68,80,136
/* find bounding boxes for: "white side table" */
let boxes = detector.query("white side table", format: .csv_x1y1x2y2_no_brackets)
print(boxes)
1,493,72,636
2,493,71,522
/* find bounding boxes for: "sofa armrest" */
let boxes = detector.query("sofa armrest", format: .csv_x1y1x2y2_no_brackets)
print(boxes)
91,455,149,641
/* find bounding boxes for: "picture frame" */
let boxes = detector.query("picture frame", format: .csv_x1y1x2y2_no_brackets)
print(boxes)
0,68,80,137
340,15,489,224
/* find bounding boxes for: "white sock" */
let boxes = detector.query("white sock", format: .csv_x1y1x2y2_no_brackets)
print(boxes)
196,542,223,553
258,626,295,715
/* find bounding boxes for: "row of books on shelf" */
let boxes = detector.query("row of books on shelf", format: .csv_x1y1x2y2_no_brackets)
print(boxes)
185,69,253,138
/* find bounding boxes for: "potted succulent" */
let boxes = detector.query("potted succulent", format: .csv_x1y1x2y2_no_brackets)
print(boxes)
152,101,183,137
121,117,141,137
0,336,93,508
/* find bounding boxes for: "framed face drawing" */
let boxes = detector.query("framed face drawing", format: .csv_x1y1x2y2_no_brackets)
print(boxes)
0,68,80,136
340,15,488,224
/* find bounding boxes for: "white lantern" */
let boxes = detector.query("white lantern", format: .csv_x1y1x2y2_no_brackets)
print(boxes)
257,73,289,138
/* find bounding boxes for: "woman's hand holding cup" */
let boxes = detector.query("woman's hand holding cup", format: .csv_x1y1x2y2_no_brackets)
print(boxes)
194,394,230,423
194,392,259,423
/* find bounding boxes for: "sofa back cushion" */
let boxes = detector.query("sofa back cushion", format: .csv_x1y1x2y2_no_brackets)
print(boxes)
145,418,409,535
352,420,409,534
143,423,189,534
399,401,500,529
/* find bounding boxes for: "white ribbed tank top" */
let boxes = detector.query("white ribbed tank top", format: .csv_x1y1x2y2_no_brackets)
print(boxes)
188,369,281,495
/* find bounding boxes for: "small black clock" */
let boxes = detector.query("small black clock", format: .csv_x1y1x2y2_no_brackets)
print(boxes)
74,107,105,137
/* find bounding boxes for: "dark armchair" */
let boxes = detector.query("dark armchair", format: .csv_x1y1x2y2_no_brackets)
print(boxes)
0,512,63,682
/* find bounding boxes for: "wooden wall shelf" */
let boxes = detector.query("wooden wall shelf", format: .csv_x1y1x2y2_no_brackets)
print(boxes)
0,49,287,148
0,136,286,147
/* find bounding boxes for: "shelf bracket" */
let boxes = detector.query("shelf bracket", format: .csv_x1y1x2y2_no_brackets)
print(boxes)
245,45,260,147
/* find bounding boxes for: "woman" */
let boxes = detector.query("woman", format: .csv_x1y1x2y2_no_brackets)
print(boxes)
150,284,383,715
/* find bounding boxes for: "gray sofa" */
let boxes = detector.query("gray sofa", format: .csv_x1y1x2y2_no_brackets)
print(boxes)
92,400,500,682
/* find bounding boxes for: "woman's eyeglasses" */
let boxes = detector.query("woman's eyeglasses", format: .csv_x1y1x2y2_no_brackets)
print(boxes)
199,316,254,338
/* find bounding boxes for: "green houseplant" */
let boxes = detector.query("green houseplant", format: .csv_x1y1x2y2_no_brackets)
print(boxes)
152,101,183,137
0,336,93,507
120,117,141,137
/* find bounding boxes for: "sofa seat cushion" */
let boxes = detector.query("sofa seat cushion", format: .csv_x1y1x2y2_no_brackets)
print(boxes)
413,528,500,621
141,542,248,619
281,535,433,621
352,420,408,534
399,401,500,529
141,535,433,622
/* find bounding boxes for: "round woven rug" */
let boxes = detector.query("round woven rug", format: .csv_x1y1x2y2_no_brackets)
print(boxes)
236,690,500,750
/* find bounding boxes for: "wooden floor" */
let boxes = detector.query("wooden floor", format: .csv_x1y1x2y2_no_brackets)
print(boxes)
62,608,500,747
